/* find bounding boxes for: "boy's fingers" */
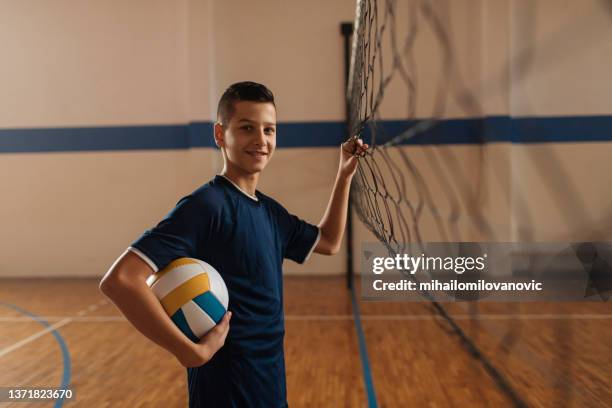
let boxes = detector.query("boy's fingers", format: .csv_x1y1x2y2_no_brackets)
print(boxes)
202,312,231,339
355,143,369,157
217,312,231,330
198,312,231,353
218,324,230,342
342,140,355,152
342,137,368,157
215,317,230,346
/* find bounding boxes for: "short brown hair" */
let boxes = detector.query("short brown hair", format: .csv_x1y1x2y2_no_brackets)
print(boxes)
216,81,276,126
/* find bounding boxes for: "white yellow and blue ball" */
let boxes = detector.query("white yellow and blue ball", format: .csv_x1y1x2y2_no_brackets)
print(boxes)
146,258,229,342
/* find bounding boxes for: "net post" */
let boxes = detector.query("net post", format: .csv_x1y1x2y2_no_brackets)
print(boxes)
340,22,354,289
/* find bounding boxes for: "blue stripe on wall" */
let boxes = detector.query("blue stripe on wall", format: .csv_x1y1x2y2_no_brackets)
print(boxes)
1,115,612,153
0,124,194,153
276,121,347,147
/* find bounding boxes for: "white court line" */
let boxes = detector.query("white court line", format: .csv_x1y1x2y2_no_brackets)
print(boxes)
0,301,110,359
0,318,72,358
286,314,612,321
1,314,612,323
0,316,127,322
287,315,353,321
360,314,612,321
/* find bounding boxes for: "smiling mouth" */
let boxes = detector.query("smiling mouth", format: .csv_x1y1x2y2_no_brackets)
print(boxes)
246,151,268,157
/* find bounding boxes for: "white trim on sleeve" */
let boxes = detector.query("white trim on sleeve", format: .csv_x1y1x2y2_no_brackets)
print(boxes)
128,246,159,273
303,227,321,263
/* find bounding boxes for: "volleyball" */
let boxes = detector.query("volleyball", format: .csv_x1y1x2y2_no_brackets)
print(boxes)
146,258,229,342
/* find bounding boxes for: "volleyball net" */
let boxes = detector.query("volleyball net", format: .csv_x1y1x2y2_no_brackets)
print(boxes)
345,0,612,405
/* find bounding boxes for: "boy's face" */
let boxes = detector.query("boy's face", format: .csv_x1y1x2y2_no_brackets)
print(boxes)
215,101,277,175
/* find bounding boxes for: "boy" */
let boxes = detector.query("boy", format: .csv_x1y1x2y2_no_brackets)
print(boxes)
100,81,368,407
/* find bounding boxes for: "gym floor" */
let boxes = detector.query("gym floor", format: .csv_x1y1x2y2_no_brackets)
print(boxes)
1,276,610,407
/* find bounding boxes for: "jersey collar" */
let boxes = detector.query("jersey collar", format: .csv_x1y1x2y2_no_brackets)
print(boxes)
219,175,259,202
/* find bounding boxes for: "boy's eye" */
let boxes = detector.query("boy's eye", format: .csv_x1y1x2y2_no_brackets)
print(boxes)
241,125,253,131
265,128,276,134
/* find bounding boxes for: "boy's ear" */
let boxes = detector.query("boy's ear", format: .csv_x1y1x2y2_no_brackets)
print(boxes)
213,122,225,149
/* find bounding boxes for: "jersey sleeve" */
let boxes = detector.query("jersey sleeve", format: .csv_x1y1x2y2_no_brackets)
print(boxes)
130,193,214,272
276,205,320,264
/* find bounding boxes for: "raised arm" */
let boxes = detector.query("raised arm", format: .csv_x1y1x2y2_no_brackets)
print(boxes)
315,138,368,255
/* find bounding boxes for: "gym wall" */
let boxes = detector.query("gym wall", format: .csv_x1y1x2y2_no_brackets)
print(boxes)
1,0,610,277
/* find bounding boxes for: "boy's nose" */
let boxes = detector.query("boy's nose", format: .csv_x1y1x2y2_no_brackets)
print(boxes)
254,128,266,144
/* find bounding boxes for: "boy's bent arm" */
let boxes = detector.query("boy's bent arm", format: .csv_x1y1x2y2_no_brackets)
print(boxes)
315,138,368,255
99,250,230,367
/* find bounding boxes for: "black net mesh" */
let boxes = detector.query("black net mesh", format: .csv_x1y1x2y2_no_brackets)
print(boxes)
347,0,496,258
346,1,543,406
346,1,612,405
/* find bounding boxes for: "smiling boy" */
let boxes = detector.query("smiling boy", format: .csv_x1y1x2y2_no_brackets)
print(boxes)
100,81,368,407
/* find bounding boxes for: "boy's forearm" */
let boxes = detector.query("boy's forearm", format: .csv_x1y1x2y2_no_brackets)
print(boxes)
317,173,352,254
315,138,368,255
101,277,197,365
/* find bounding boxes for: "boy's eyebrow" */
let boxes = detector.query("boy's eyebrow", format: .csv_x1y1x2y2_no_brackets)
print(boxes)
237,118,276,126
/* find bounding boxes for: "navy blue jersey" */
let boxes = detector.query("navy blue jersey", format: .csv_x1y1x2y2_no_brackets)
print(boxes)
129,175,319,407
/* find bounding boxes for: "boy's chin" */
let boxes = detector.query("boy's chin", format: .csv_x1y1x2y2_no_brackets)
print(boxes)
238,162,268,175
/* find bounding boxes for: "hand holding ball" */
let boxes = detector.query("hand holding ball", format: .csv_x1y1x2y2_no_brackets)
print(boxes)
147,258,229,341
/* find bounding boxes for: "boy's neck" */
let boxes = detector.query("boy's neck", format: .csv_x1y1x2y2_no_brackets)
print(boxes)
221,166,260,197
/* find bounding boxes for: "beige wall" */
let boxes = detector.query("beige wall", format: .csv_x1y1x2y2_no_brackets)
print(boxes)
510,0,612,116
1,0,611,277
211,0,355,121
0,149,211,277
0,0,354,277
0,0,192,127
